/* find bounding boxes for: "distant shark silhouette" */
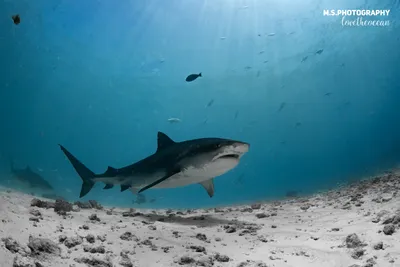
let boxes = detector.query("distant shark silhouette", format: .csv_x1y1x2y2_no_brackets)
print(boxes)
133,193,148,205
10,159,54,191
59,131,250,198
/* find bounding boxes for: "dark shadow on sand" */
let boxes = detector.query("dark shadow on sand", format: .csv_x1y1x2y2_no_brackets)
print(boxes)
135,213,246,227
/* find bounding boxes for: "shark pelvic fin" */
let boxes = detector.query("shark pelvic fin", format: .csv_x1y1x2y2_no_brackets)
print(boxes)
103,184,114,189
157,132,176,152
121,185,130,192
199,179,215,198
138,168,181,194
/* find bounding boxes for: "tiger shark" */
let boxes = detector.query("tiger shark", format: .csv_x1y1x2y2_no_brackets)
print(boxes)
10,159,54,192
59,132,249,198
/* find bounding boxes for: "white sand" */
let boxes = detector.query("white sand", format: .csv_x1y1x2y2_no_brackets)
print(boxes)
1,171,400,267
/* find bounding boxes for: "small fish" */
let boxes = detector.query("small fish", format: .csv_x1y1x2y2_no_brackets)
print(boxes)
324,92,332,96
234,111,239,120
256,71,260,77
263,60,268,63
12,14,20,25
301,56,308,63
220,37,226,40
168,118,181,123
244,66,252,70
278,102,286,112
315,49,324,55
135,194,147,204
235,173,245,185
295,122,302,128
267,33,275,36
185,73,202,82
206,99,214,107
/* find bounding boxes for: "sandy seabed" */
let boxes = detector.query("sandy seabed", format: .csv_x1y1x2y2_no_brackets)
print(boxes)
1,172,400,267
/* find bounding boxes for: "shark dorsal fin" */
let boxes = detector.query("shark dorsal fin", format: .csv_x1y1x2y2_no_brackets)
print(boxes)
157,132,175,151
104,166,117,176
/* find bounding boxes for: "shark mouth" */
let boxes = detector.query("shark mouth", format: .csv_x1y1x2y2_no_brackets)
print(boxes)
216,154,240,160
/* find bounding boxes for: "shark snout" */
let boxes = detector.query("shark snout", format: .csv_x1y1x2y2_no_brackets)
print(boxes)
233,142,250,154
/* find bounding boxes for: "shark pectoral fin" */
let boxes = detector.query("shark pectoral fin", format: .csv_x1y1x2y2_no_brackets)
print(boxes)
121,185,130,192
138,168,181,194
199,179,215,198
103,184,114,190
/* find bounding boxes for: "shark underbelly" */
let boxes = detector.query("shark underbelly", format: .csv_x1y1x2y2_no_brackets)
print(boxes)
154,157,240,188
153,174,211,188
95,158,239,190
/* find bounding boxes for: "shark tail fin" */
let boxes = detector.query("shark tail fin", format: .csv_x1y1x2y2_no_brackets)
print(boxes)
58,144,96,198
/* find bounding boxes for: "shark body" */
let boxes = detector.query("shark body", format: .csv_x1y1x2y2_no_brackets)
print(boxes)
59,132,249,198
10,160,54,191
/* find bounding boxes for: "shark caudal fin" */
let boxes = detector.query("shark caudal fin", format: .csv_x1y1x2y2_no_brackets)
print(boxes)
59,144,96,198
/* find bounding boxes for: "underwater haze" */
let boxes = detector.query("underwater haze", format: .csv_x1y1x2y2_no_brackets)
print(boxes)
0,0,399,209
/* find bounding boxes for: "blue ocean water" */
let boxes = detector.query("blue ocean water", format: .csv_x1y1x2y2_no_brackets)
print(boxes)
0,0,399,209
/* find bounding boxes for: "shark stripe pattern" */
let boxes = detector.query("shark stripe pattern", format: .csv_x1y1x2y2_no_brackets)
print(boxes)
59,132,249,198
